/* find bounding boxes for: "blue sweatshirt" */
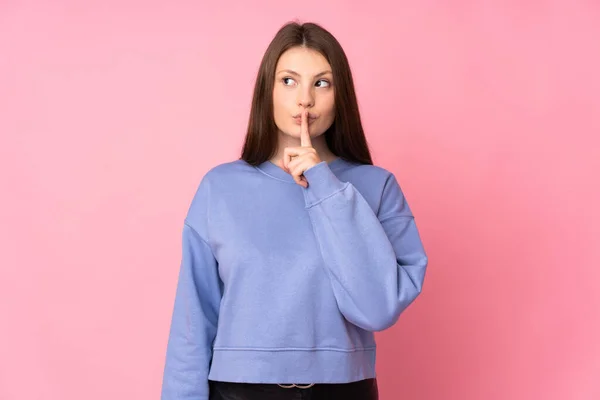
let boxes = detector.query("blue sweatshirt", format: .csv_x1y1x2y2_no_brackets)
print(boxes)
161,157,428,399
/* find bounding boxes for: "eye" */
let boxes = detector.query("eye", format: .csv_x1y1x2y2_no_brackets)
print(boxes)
315,79,331,88
282,77,296,86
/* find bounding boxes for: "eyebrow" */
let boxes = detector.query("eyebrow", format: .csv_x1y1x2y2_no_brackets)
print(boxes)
276,69,332,78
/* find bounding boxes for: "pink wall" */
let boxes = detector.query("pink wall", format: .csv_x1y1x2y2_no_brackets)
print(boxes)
1,1,598,399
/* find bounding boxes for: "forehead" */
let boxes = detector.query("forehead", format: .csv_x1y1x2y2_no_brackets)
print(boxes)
275,47,331,75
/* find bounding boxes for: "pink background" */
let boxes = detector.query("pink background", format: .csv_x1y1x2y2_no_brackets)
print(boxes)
1,1,599,399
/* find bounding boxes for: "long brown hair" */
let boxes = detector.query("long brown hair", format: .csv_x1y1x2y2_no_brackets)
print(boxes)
240,21,373,166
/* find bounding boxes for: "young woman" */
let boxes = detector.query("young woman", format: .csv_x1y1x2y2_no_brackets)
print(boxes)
161,21,428,400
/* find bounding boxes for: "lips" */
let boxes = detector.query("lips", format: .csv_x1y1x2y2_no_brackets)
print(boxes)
293,112,317,119
293,116,316,124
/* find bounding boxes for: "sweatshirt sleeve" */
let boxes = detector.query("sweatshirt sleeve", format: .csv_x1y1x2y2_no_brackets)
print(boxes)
302,161,428,332
160,220,222,400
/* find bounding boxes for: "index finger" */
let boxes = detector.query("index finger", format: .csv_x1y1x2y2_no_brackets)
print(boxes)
300,109,312,148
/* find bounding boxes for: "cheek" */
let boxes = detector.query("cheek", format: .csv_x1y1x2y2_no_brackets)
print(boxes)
321,90,334,109
315,105,335,134
322,96,336,122
273,88,291,116
272,89,281,111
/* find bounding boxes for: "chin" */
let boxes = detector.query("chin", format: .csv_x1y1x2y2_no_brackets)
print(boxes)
294,126,322,137
280,128,305,138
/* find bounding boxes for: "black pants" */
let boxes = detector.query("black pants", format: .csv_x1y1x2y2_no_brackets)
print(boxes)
208,378,378,400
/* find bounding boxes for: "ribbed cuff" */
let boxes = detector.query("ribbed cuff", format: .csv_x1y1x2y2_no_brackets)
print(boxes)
302,161,348,207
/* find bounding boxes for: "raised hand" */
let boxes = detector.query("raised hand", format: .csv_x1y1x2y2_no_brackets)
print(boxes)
283,109,322,188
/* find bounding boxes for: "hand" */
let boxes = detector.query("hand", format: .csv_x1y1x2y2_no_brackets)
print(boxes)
282,109,321,188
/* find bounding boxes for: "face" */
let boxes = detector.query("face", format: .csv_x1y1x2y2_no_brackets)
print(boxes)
272,46,335,140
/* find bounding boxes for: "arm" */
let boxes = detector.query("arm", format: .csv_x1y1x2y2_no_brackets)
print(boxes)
160,221,221,400
302,162,428,332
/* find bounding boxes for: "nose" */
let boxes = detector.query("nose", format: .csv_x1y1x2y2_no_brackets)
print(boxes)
297,85,314,108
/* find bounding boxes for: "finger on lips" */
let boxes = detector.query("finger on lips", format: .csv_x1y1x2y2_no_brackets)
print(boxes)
301,109,312,148
280,109,315,187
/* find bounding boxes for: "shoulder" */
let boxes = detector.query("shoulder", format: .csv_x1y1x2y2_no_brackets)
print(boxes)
350,162,394,177
185,159,251,229
339,160,398,189
193,159,256,192
340,161,412,215
203,159,252,181
189,159,250,203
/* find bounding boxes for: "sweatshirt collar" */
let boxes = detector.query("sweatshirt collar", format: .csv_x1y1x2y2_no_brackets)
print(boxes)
257,157,346,183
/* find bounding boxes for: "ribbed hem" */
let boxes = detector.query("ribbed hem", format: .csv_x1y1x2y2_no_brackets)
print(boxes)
207,348,376,384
